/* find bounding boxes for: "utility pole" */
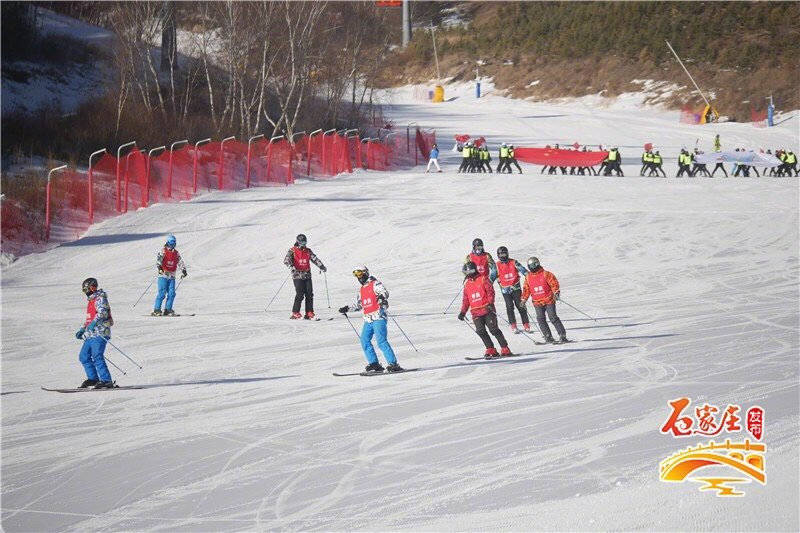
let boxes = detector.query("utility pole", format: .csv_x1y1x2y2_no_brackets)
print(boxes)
402,0,411,47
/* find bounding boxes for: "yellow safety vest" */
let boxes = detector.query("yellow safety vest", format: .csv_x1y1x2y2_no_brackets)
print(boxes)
500,147,509,158
653,154,662,164
509,149,515,158
786,153,797,164
643,152,653,162
608,150,618,161
462,147,471,158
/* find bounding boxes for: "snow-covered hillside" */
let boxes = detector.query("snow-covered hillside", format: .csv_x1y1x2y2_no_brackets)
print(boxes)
1,83,798,531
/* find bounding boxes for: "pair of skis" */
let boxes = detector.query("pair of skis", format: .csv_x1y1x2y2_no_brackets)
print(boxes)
41,383,143,393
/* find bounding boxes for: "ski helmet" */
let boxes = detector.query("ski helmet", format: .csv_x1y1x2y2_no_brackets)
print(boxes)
462,261,478,277
165,235,176,248
527,256,541,271
352,266,369,284
472,238,484,253
296,233,307,247
497,246,509,261
82,277,98,296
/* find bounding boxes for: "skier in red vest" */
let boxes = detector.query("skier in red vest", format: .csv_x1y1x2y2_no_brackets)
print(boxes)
76,277,115,388
338,266,403,373
284,233,326,319
464,238,497,281
458,261,512,359
152,235,187,316
519,257,569,343
495,246,531,333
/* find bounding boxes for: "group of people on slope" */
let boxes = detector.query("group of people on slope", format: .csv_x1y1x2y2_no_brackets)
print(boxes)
455,142,523,174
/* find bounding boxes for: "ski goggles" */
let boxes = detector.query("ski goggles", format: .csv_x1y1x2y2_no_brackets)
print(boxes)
352,268,368,279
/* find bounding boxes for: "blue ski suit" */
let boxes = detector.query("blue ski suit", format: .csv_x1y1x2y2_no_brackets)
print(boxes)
77,289,113,382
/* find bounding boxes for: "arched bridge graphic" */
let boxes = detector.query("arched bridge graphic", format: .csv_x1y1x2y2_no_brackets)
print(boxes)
660,439,766,484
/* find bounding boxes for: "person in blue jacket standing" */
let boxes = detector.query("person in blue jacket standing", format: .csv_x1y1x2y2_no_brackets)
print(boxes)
426,143,442,173
76,277,115,388
338,266,404,374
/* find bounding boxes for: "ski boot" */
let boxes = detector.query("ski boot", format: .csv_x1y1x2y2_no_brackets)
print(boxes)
304,311,315,320
151,309,163,316
163,309,176,316
484,347,499,360
557,335,570,344
386,363,404,373
93,381,115,389
544,335,556,344
364,362,384,374
522,323,532,333
500,346,513,357
510,323,518,334
290,312,303,319
79,379,98,389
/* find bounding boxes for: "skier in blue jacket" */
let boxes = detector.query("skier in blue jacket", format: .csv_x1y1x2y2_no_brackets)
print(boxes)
338,266,404,373
75,277,115,388
426,144,442,173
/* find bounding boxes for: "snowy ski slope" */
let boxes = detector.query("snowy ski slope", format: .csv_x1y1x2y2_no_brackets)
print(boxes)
2,82,798,531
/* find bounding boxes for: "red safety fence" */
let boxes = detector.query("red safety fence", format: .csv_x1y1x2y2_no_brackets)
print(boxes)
2,125,436,256
514,147,608,167
751,108,767,128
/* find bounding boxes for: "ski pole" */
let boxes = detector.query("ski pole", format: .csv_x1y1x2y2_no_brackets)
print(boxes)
558,297,596,322
132,277,155,308
265,273,290,311
323,271,331,308
105,338,143,370
103,354,127,375
443,284,463,314
390,316,418,352
490,307,544,344
342,313,362,341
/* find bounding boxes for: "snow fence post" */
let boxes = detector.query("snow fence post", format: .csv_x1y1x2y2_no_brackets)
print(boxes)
219,136,235,190
290,131,306,183
146,146,166,207
115,141,136,212
88,148,107,224
307,129,322,177
168,140,188,198
45,165,68,241
385,132,397,167
193,138,211,194
246,134,265,188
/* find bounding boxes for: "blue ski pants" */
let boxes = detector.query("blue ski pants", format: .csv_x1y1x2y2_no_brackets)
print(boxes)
79,336,112,382
154,277,176,311
360,319,397,365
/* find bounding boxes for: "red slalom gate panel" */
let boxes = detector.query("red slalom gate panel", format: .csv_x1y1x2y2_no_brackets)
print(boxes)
249,139,294,186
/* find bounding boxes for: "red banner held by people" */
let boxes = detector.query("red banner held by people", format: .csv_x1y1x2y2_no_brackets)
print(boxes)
513,147,608,167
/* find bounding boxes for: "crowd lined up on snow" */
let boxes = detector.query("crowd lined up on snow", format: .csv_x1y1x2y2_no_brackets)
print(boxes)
72,233,574,387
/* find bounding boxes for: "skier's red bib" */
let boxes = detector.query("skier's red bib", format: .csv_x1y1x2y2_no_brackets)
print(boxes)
161,249,179,272
293,247,311,271
496,260,520,287
360,281,380,314
464,277,492,310
526,270,552,301
469,253,490,277
84,296,111,326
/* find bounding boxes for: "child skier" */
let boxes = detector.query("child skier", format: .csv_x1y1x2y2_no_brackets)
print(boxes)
152,235,187,316
458,261,511,359
76,277,115,388
495,246,531,333
284,233,326,319
465,238,497,281
338,266,403,373
519,257,569,343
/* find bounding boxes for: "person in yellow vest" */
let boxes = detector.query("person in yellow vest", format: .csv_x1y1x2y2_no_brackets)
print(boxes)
604,147,623,176
652,151,666,177
497,143,509,173
507,145,523,174
640,150,653,176
458,141,472,173
785,150,798,176
676,149,693,177
480,146,493,173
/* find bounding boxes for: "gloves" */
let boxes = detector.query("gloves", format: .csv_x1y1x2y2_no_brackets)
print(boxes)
338,305,350,314
75,328,85,339
320,265,327,273
181,268,188,279
158,268,164,275
457,312,466,321
554,291,560,301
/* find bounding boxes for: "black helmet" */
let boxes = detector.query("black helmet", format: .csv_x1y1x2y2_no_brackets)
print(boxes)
296,234,307,247
497,246,509,261
462,261,478,277
472,238,484,253
352,266,369,284
527,257,541,271
82,277,98,297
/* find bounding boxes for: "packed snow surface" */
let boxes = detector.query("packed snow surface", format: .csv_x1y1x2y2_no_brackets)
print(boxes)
2,82,799,531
